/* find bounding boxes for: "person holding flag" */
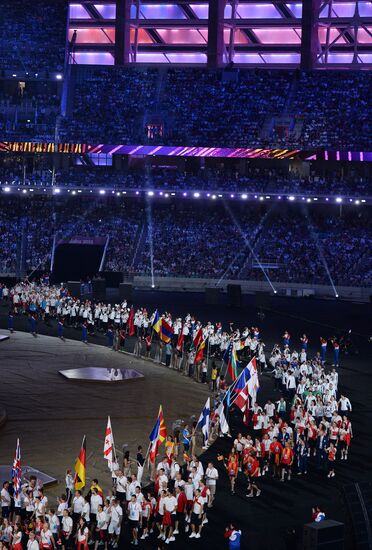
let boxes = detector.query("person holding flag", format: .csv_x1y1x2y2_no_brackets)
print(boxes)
223,341,238,382
103,416,119,483
197,398,210,450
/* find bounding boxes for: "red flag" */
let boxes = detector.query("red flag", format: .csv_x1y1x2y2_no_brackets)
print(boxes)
193,328,203,349
176,330,184,353
128,306,135,336
234,383,249,411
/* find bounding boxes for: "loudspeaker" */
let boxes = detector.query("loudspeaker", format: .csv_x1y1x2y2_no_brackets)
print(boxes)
227,284,241,307
93,278,106,300
205,287,221,305
119,283,133,302
67,281,82,298
303,520,344,549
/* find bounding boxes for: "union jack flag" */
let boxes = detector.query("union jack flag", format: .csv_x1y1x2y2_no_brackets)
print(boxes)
12,439,22,500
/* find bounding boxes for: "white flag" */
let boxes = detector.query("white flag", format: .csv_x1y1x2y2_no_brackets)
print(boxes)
216,401,229,435
103,416,114,468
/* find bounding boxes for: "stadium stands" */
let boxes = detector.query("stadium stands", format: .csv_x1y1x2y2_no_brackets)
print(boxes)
0,197,370,288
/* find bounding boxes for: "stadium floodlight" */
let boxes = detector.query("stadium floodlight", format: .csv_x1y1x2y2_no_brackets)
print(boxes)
193,192,200,198
183,192,187,196
259,196,264,201
53,188,60,194
218,194,223,198
3,187,10,193
230,194,234,198
265,196,270,199
306,198,312,203
116,192,121,196
325,197,329,201
211,194,217,200
99,190,105,195
355,200,360,205
335,293,339,298
241,194,248,199
361,199,366,203
274,290,278,294
171,192,175,196
278,196,282,200
72,191,76,195
313,198,318,201
56,74,63,80
336,197,342,203
22,189,27,194
288,196,295,201
12,74,17,78
159,191,163,195
147,191,154,196
165,193,169,197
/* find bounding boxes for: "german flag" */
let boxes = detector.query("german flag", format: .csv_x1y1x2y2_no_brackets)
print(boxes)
74,436,86,491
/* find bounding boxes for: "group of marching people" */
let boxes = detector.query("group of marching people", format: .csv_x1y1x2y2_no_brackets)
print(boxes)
3,281,266,378
214,330,353,501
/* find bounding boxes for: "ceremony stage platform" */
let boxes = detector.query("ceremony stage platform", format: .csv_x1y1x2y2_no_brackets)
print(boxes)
0,334,9,342
59,367,144,382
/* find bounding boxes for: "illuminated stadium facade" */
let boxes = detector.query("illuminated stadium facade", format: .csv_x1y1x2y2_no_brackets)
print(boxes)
67,0,372,68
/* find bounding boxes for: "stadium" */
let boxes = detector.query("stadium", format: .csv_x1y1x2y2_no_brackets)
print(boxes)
0,1,371,549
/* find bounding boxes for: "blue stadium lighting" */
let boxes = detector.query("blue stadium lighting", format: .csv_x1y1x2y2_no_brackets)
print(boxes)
193,192,200,198
288,196,295,201
313,198,318,201
78,190,82,193
325,197,329,201
148,191,154,196
278,196,282,200
116,192,121,196
259,196,264,201
230,194,234,198
361,199,366,203
164,193,169,198
136,191,139,195
265,196,270,199
56,74,63,80
99,189,105,195
159,191,163,195
183,192,187,197
53,188,60,194
72,191,76,195
211,194,217,200
3,187,10,193
22,189,27,194
171,192,175,196
242,194,248,200
307,198,312,203
336,197,343,203
355,200,360,205
218,194,223,198
335,294,339,298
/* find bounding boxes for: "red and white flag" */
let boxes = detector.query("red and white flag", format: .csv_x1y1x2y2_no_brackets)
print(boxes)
234,382,249,412
103,416,114,468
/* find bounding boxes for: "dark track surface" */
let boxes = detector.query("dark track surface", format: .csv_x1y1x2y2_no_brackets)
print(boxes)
0,293,371,550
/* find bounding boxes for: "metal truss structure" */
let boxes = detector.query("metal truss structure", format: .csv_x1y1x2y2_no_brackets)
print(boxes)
67,0,372,67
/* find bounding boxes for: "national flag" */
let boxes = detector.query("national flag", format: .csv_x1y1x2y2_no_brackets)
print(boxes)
160,319,174,344
103,416,114,468
226,388,231,409
194,339,206,364
12,439,22,501
192,327,203,349
176,330,184,353
74,436,86,490
197,398,210,448
149,406,167,463
216,401,229,434
234,383,249,412
128,306,135,336
233,366,250,392
224,341,238,381
152,309,161,333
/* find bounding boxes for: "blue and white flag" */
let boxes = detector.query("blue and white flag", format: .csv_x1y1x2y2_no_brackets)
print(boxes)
197,397,210,449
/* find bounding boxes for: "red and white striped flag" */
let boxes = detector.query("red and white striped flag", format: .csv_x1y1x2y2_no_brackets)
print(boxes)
103,416,114,468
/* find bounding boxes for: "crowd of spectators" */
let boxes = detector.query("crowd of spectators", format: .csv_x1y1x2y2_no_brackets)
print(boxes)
0,196,370,287
60,67,371,150
0,80,60,141
0,0,67,72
